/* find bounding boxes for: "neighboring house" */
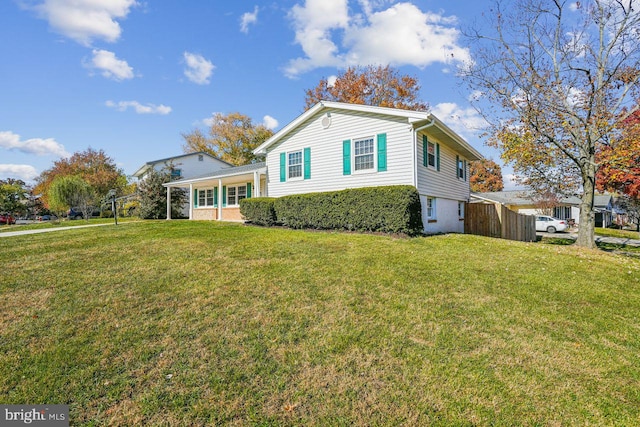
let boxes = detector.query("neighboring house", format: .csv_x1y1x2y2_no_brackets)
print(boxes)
471,191,614,227
164,101,483,233
133,152,232,217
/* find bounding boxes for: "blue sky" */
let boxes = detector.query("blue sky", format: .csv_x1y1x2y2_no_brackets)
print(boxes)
0,0,510,185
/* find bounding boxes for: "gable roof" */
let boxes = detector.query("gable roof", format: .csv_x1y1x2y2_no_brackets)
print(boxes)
472,191,613,208
253,101,483,160
132,152,232,178
163,162,266,187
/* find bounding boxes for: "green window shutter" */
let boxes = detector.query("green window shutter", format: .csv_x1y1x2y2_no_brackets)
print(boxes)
422,135,427,167
222,186,227,207
247,182,252,198
456,155,460,178
194,189,198,208
343,140,351,175
280,153,286,182
377,133,387,172
436,143,441,171
303,147,311,179
214,187,218,208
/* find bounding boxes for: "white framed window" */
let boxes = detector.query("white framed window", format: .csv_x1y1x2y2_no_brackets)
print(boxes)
427,197,436,220
197,188,215,207
288,151,303,179
458,202,465,219
354,137,375,171
427,141,436,167
227,185,247,206
198,154,204,161
170,168,182,180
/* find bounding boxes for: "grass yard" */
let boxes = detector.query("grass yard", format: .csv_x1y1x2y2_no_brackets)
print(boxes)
1,221,639,425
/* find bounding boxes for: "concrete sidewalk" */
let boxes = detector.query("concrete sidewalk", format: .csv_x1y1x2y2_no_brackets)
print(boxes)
0,223,114,238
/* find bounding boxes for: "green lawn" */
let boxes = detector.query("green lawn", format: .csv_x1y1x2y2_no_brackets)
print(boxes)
1,221,639,425
595,227,640,240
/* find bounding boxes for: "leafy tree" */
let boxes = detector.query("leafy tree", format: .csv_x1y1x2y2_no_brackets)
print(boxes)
34,148,127,208
48,175,94,219
596,109,640,198
469,159,504,192
182,112,273,166
462,0,640,248
137,168,187,219
304,65,428,111
0,178,29,216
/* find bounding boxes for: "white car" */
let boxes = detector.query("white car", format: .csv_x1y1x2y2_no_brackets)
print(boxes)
535,215,568,233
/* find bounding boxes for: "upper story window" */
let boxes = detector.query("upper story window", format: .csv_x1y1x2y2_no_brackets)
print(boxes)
288,151,303,179
427,141,436,167
422,135,439,170
354,137,375,171
456,156,467,180
198,154,204,161
170,168,182,179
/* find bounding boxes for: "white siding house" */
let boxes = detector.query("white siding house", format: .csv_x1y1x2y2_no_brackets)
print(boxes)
133,152,232,217
253,101,483,234
162,102,483,233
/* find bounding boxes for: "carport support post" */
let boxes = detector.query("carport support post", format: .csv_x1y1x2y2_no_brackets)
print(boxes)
166,186,171,220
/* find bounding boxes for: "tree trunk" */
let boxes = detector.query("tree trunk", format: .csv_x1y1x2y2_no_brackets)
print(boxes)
575,165,596,248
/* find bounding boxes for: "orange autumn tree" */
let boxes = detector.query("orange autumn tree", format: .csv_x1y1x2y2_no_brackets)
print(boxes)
34,148,127,209
597,109,640,198
182,112,273,166
469,159,504,192
304,65,428,111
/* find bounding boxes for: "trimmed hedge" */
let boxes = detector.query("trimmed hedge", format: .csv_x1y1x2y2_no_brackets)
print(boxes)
239,197,277,226
243,185,423,235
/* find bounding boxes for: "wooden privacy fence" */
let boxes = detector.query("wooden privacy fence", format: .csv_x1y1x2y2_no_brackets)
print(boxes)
465,203,536,242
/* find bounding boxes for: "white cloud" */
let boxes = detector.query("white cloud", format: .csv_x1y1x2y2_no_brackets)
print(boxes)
327,75,338,87
431,102,487,139
0,164,39,181
29,0,137,46
0,131,69,157
240,6,259,34
105,100,172,115
86,49,134,81
183,52,215,85
262,115,279,130
285,0,350,76
285,0,470,77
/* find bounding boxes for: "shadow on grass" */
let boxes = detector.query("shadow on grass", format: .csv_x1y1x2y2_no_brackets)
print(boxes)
540,237,576,246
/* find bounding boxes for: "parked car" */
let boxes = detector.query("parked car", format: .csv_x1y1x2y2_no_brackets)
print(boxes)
36,214,58,221
67,207,84,220
0,213,16,224
535,215,568,233
67,207,100,220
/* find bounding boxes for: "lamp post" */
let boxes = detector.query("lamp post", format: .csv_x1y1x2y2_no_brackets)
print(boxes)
107,189,118,226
